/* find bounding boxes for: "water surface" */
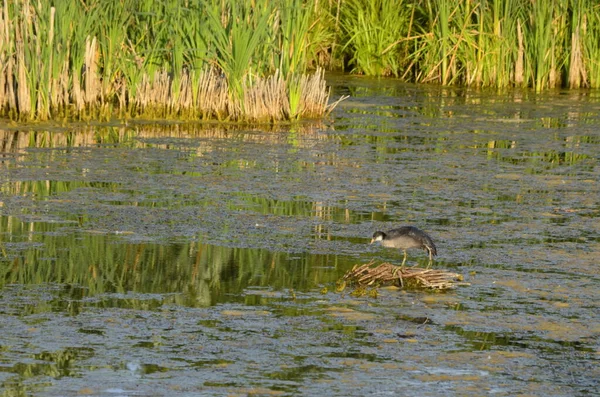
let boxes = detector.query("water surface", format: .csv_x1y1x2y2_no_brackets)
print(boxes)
1,77,599,396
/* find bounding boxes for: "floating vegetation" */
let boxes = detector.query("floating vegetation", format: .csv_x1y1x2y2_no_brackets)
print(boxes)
341,261,469,291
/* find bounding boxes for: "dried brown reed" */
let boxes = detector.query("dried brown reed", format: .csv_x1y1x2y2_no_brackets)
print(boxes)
343,261,468,291
124,67,339,122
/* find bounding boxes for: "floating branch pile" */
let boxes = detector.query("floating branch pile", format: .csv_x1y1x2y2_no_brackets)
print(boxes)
343,261,468,291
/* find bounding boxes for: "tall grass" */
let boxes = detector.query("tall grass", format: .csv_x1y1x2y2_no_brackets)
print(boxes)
2,0,600,122
276,0,312,76
526,0,566,90
339,0,413,77
473,0,521,88
332,0,599,89
0,0,338,122
422,0,599,88
412,0,462,85
581,2,600,88
205,1,272,112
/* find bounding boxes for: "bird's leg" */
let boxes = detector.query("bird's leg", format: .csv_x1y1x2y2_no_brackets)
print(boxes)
392,250,408,278
426,248,433,269
393,251,407,277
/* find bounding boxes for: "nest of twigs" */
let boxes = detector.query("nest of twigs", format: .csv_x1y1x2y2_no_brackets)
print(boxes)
342,260,469,291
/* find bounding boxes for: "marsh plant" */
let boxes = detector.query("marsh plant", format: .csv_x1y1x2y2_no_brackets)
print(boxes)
339,0,414,77
1,0,599,121
404,0,600,89
335,0,600,89
0,0,337,122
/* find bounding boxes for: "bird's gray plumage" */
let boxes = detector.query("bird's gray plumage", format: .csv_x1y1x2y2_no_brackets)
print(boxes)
370,226,437,268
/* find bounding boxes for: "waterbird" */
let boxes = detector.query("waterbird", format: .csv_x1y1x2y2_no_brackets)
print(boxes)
370,226,437,269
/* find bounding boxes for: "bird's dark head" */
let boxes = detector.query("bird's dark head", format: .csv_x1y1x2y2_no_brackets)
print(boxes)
370,231,386,244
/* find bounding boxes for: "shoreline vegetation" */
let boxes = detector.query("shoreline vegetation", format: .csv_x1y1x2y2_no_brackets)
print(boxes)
1,0,599,122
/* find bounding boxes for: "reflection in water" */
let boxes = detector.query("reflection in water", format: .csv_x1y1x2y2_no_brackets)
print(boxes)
3,347,92,383
0,216,348,309
1,80,600,395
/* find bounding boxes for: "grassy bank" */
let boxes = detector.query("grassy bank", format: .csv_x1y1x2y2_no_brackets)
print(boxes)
0,0,341,122
337,0,600,91
1,0,599,122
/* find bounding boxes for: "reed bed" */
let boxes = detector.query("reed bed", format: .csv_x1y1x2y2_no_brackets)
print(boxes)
338,0,600,89
1,0,599,122
0,0,339,122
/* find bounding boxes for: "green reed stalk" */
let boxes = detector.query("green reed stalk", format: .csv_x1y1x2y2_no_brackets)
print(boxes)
528,0,557,91
305,0,337,69
277,0,312,76
0,0,14,114
414,0,463,84
127,1,172,112
567,0,584,87
277,0,318,118
205,1,273,109
288,81,302,120
46,1,73,113
339,0,412,77
452,0,479,86
437,0,451,84
582,2,600,87
15,0,37,118
550,1,569,88
495,0,522,88
93,0,130,105
469,0,521,88
413,0,457,84
174,0,210,110
175,1,209,71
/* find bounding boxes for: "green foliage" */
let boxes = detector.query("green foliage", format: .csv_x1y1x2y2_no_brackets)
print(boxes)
277,0,313,76
0,0,337,122
478,0,522,88
2,0,600,122
339,0,413,76
399,0,599,89
526,0,565,91
205,1,274,104
581,2,600,87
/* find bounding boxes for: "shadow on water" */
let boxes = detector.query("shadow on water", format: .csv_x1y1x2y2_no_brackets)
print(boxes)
1,77,600,395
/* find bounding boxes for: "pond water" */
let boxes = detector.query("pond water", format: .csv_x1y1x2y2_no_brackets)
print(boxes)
1,76,599,396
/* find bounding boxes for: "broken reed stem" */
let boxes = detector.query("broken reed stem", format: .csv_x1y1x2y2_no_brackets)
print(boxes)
344,261,468,290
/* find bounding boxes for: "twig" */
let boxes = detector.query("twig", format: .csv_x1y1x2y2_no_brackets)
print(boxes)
343,262,469,291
